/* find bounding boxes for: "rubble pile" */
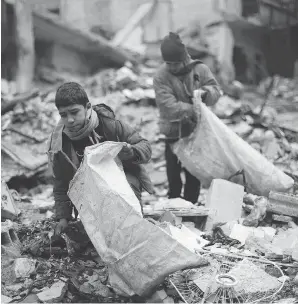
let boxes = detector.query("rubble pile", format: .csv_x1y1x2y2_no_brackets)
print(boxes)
258,76,298,112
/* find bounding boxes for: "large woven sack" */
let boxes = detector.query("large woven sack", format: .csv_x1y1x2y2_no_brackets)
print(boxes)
172,94,294,196
68,141,207,296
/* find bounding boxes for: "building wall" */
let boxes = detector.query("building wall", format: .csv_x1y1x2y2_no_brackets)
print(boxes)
28,0,61,12
108,0,242,32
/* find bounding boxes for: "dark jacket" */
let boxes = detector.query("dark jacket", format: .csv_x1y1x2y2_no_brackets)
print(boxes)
48,104,154,220
153,61,221,140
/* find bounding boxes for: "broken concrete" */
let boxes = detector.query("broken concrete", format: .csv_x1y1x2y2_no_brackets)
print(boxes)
205,179,244,231
168,224,209,253
245,235,283,259
1,295,12,304
80,280,113,297
271,228,298,256
14,258,36,279
294,274,298,286
1,182,20,221
146,289,168,303
229,224,276,244
159,211,180,226
163,296,175,303
228,259,281,295
1,220,22,257
37,279,68,303
19,293,40,303
268,192,298,217
242,196,268,227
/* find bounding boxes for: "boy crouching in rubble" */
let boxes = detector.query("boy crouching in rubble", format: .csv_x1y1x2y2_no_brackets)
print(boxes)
48,82,154,235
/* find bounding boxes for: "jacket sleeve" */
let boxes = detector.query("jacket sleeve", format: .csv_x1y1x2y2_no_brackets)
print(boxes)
199,64,221,106
153,74,195,121
116,120,152,165
51,155,73,221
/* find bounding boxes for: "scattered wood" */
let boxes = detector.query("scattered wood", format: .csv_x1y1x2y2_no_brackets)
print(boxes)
1,89,39,115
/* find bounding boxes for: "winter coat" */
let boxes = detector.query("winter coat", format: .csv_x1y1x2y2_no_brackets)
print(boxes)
153,62,221,140
47,104,154,221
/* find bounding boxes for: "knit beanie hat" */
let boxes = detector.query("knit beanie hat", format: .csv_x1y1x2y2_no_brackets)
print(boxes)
160,32,188,62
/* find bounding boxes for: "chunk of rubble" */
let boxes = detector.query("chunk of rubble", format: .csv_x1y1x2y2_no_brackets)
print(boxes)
229,224,276,244
228,259,281,295
1,182,20,221
19,293,40,303
278,275,290,283
273,298,298,304
205,179,244,231
1,295,12,304
243,196,268,227
146,289,168,303
37,279,68,303
271,228,298,256
14,258,36,279
294,273,298,286
159,211,181,226
163,296,175,303
1,220,22,257
245,235,283,259
168,224,209,252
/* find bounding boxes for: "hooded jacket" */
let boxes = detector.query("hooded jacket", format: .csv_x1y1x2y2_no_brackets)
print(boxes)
48,104,154,220
153,61,221,140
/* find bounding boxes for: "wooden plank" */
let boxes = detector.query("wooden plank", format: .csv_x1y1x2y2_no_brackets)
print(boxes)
143,207,210,217
1,141,47,171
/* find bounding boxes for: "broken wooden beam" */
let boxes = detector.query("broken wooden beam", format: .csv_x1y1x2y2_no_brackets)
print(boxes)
268,191,298,217
33,10,137,67
143,206,209,217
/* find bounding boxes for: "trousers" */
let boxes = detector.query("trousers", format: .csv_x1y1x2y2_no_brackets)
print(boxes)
165,142,201,204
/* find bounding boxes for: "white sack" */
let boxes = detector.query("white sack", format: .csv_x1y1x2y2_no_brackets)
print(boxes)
172,95,294,196
68,141,207,296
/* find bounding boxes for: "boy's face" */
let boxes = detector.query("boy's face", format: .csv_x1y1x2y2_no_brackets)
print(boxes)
58,104,89,131
166,61,184,75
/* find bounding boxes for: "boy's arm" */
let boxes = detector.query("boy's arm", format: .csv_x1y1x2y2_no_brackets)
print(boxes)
116,120,152,165
198,64,221,106
53,177,73,221
49,152,73,221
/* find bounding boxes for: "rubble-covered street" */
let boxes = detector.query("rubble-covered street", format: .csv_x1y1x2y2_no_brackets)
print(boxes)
2,62,298,303
2,0,298,303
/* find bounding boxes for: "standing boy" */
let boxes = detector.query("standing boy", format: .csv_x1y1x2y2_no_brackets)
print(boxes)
48,82,153,235
153,32,221,204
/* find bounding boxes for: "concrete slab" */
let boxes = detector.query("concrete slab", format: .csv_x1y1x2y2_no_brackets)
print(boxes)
205,179,244,231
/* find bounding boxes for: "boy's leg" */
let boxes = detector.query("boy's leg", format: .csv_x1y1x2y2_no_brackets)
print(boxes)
165,142,182,198
184,169,201,204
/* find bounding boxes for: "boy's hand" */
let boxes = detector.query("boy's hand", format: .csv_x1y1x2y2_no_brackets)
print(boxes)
194,89,207,101
54,218,68,236
118,143,135,161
